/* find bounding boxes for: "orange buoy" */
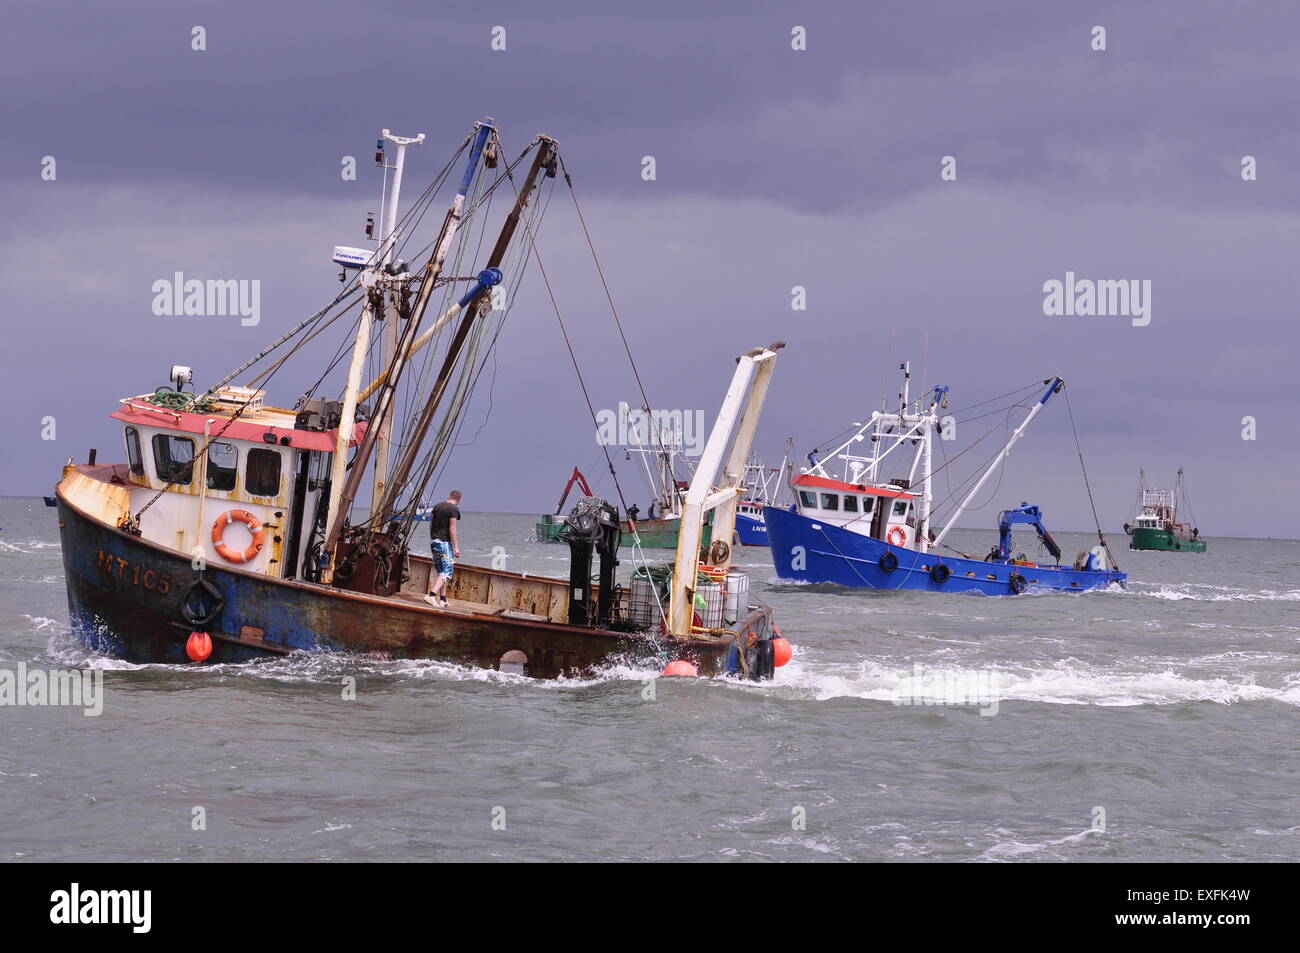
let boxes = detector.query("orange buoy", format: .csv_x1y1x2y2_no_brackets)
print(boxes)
771,637,793,667
661,660,698,677
186,631,213,662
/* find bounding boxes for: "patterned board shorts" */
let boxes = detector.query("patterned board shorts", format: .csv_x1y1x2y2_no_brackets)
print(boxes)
432,539,455,579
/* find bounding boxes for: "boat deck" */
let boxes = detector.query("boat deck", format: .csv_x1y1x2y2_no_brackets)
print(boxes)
389,590,551,622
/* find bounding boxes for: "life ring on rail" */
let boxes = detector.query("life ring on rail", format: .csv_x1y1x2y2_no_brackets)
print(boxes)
212,509,265,563
887,525,908,547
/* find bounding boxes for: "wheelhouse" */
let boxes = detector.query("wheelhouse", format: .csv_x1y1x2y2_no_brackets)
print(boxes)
791,473,919,546
110,388,367,581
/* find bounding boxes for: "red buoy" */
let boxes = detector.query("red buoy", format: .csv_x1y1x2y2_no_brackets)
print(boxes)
661,660,698,677
771,638,792,667
186,631,213,662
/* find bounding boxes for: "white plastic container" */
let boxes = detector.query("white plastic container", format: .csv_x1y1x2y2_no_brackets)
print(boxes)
723,569,750,625
696,577,724,629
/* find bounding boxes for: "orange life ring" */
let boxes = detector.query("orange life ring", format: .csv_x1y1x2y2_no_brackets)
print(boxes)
212,509,264,563
887,525,908,547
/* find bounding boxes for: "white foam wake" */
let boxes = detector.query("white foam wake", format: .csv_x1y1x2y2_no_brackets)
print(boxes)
763,655,1295,707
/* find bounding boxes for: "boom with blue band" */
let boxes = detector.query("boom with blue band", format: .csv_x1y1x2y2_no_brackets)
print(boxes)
459,120,494,197
458,268,503,307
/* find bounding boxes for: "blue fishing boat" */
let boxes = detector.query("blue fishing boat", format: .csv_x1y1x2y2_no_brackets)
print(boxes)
733,447,791,548
764,365,1125,594
734,505,768,546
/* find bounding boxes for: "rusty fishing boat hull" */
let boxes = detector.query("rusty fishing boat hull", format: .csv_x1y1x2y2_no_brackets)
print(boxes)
55,465,769,678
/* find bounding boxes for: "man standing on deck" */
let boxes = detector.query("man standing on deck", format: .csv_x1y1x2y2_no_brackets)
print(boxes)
424,490,462,609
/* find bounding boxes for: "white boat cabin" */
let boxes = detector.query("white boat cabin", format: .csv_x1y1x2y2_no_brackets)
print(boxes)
791,473,920,548
107,388,367,580
1132,509,1168,531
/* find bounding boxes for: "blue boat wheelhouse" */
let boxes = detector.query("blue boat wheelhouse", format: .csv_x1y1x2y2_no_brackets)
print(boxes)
764,364,1126,595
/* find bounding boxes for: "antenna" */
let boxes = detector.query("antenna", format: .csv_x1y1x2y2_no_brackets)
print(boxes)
377,129,426,266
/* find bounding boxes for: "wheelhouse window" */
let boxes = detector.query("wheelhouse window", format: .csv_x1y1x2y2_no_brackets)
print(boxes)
124,427,144,475
246,448,282,497
843,495,859,513
893,499,909,516
799,490,817,508
206,442,238,492
820,493,840,511
152,433,195,485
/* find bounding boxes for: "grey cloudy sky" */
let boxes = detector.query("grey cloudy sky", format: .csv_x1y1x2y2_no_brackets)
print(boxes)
3,1,1296,537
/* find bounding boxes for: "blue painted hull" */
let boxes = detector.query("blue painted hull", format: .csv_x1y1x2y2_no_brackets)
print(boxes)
763,506,1125,594
735,512,768,547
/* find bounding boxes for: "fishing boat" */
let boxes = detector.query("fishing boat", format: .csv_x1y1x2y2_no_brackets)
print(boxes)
52,118,788,678
733,446,792,547
535,468,710,549
765,364,1126,594
534,427,715,551
390,502,433,521
1124,468,1206,552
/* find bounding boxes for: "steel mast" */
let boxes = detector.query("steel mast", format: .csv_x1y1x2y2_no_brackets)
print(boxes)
931,377,1063,550
371,129,425,515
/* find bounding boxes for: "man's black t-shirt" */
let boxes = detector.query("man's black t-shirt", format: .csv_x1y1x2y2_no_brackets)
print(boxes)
429,501,461,542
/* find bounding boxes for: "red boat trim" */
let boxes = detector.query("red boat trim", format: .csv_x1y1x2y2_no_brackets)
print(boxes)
792,473,916,498
111,406,368,452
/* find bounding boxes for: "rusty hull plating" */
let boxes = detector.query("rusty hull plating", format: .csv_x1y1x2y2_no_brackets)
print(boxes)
56,465,771,678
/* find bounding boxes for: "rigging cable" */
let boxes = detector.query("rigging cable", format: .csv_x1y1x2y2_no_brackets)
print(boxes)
1064,386,1120,571
559,155,673,483
505,160,636,525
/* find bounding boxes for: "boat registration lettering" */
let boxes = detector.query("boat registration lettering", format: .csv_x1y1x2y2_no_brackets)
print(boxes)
96,550,173,594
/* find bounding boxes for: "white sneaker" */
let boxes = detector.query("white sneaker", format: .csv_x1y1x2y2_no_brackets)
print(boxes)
424,594,440,608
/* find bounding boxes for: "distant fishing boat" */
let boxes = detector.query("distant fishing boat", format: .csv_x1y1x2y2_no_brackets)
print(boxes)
765,364,1126,594
535,467,714,550
733,446,792,547
390,502,432,522
1124,468,1206,552
52,118,787,678
535,414,719,552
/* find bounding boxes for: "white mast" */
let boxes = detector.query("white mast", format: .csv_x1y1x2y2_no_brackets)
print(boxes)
321,294,377,583
668,343,783,634
371,129,425,516
915,387,945,554
932,377,1063,550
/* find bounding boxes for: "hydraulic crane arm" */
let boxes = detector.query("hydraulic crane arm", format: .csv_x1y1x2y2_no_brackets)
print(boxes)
998,504,1062,562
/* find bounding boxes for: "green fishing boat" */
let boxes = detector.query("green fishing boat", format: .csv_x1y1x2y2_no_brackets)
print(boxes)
533,465,717,551
1124,468,1206,552
536,497,714,550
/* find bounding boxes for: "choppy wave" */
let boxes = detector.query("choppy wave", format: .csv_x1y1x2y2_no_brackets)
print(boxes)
761,656,1297,708
30,592,1300,711
978,827,1102,862
0,539,62,554
43,629,669,687
1135,585,1300,602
